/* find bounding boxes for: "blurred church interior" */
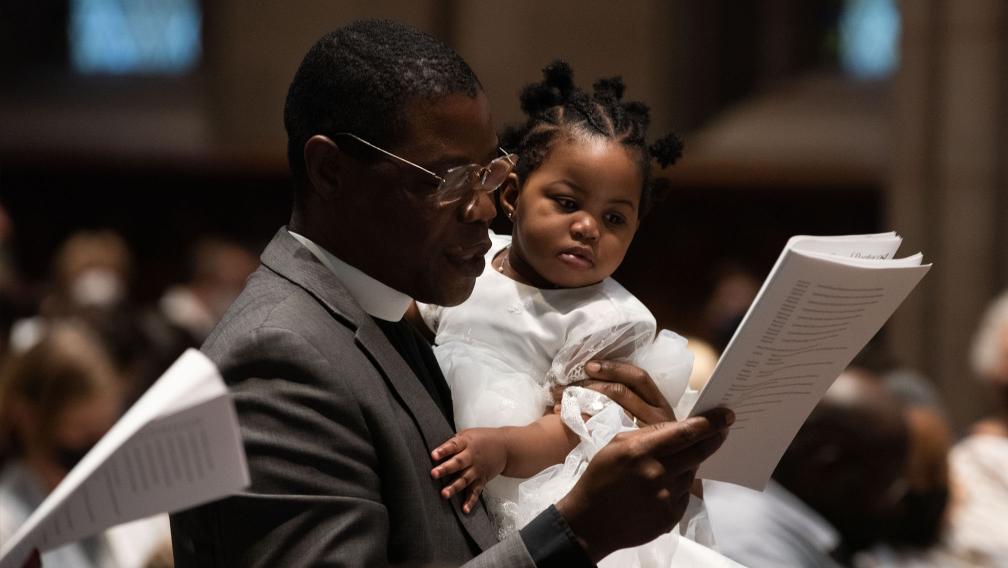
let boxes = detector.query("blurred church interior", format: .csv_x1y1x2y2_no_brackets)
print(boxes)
0,0,1005,431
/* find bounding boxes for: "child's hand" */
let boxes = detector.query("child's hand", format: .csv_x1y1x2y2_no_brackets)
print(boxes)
431,428,508,514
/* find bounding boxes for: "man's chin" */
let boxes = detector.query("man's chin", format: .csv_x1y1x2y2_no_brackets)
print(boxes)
415,277,477,307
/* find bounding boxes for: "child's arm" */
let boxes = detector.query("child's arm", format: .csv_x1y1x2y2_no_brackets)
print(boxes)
431,414,579,513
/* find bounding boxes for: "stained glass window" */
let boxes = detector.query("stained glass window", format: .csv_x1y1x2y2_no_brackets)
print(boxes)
69,0,201,75
839,0,900,79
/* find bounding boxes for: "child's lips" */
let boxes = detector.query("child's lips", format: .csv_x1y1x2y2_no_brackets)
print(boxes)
558,247,594,269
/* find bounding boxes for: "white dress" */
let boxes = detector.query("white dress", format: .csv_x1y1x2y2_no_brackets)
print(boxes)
946,433,1008,565
419,232,726,567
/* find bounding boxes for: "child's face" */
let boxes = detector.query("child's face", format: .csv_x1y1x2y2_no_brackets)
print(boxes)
503,136,642,288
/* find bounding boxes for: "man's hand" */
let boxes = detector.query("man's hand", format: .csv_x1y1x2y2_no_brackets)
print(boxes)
554,408,733,562
431,429,508,514
563,360,676,425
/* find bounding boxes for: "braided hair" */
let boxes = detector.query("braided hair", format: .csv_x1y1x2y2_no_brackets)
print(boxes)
500,61,683,217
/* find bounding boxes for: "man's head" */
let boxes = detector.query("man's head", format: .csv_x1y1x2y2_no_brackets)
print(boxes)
284,20,502,305
284,20,482,186
772,371,909,559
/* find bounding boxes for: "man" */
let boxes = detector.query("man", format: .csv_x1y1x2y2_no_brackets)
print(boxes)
170,20,732,566
705,371,910,567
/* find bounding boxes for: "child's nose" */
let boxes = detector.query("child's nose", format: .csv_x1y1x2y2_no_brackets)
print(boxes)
570,214,599,241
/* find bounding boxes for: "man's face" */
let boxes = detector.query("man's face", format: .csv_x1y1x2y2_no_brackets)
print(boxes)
344,91,498,306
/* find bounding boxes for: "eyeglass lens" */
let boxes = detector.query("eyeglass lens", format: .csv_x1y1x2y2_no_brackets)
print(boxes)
436,154,516,205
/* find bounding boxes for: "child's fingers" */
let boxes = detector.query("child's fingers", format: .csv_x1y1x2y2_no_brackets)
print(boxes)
462,482,485,514
431,435,468,461
440,468,477,499
431,450,473,479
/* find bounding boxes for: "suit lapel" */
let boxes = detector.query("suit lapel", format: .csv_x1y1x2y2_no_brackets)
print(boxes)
259,229,499,550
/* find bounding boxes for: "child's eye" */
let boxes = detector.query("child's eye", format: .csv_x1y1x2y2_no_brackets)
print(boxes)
553,197,577,211
604,212,627,226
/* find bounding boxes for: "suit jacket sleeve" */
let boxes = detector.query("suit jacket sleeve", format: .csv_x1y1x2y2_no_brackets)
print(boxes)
172,324,397,566
172,322,549,567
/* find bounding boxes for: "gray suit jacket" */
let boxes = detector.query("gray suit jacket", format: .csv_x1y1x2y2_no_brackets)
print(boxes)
170,229,534,567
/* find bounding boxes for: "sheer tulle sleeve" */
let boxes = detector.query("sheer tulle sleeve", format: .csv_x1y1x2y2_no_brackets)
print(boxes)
635,330,694,412
515,319,717,567
547,313,693,411
515,315,691,510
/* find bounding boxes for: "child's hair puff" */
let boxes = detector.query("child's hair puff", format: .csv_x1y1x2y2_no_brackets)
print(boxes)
501,60,683,217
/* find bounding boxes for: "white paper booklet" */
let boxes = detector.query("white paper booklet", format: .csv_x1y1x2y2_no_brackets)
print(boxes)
0,349,249,568
687,232,930,490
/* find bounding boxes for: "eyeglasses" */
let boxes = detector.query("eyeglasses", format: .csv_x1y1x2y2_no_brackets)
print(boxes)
333,132,517,206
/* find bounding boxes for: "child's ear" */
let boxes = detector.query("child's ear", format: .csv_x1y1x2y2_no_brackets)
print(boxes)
501,172,524,220
500,173,520,221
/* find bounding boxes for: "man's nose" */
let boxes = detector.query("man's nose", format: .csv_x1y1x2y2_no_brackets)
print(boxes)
461,190,497,224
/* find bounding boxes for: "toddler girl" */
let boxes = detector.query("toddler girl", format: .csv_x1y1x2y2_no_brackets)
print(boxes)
413,62,714,567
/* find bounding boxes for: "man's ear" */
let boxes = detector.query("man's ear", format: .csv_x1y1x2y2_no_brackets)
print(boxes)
500,172,520,221
303,135,342,200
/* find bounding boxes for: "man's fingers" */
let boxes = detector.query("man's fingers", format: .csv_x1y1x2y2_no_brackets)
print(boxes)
668,479,693,521
627,408,734,461
585,359,667,408
700,407,735,429
578,358,675,425
576,379,666,425
431,435,467,461
656,430,728,476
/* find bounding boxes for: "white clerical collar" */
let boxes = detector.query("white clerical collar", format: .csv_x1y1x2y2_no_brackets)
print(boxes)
287,230,411,322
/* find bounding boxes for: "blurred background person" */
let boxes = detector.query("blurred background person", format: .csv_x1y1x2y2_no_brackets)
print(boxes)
704,370,910,567
839,364,959,567
701,261,760,353
0,199,34,358
8,230,134,354
39,230,132,321
144,237,257,364
0,321,171,568
7,230,165,404
943,290,1008,565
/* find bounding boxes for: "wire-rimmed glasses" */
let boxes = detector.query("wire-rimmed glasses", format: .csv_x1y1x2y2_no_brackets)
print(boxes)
333,132,517,206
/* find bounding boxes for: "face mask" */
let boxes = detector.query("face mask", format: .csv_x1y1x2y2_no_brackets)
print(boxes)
53,442,96,472
69,268,125,308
